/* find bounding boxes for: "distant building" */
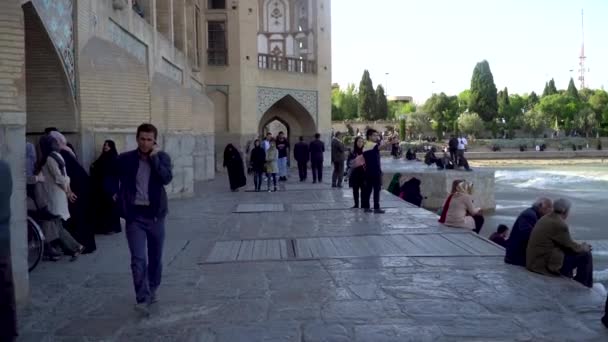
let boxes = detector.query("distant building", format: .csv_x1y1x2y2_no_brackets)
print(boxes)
387,95,414,104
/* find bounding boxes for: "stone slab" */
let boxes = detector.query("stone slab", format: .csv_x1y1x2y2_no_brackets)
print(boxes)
234,203,285,213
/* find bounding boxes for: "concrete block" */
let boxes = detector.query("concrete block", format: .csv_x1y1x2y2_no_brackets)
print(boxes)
382,158,495,211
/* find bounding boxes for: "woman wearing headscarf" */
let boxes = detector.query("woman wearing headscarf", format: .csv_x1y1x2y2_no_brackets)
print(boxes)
439,180,484,233
223,143,247,192
38,135,83,260
49,131,96,253
249,139,266,192
347,137,366,208
90,140,121,234
386,173,402,197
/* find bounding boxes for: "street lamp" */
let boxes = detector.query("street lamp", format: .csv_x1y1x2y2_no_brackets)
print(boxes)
385,72,390,96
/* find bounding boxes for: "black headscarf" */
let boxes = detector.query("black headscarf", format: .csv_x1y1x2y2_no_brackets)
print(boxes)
223,144,243,167
352,137,364,155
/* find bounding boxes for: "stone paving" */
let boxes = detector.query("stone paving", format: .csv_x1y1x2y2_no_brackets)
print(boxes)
18,172,608,341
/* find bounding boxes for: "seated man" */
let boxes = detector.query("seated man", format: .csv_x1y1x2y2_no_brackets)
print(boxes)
526,198,593,288
489,224,509,247
505,198,552,266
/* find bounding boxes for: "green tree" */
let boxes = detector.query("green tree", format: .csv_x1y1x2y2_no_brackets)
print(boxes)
424,92,459,137
522,109,549,137
375,85,388,120
469,60,498,122
542,78,558,97
331,87,345,121
527,91,540,110
341,84,359,119
573,106,597,137
358,70,376,120
457,112,485,138
589,90,608,132
458,89,471,113
567,78,579,99
536,94,581,132
405,111,432,139
399,118,406,140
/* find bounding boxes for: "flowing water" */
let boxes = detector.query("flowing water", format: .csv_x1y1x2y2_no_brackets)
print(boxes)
480,163,608,286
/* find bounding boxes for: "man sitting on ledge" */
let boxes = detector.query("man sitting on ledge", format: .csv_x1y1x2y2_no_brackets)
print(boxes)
505,198,553,266
526,198,594,288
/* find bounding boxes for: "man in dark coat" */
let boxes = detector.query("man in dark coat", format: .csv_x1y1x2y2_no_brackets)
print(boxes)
116,123,173,316
293,136,309,182
309,133,325,184
505,198,552,266
448,135,458,164
331,131,346,188
362,129,385,214
0,160,17,341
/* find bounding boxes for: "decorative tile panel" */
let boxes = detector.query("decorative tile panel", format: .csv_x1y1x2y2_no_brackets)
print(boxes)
108,19,148,65
160,58,183,84
257,86,317,120
33,0,76,97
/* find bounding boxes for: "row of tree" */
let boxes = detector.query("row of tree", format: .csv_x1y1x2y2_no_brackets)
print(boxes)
332,62,608,139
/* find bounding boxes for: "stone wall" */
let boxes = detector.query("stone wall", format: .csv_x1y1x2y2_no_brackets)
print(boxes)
0,0,28,303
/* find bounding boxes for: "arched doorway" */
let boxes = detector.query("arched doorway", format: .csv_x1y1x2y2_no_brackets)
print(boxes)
258,95,317,149
23,1,78,146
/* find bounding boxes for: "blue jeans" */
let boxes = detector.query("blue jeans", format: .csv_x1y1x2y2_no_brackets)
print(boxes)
278,157,288,177
126,209,165,304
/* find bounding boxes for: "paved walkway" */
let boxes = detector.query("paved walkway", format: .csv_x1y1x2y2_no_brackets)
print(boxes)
18,172,608,341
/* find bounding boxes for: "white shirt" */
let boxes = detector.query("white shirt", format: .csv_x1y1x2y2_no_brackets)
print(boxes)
263,140,271,151
458,137,467,150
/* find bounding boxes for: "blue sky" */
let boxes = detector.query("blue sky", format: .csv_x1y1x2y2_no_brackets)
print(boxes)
331,0,608,103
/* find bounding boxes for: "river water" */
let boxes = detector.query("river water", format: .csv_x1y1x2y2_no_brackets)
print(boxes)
479,163,608,285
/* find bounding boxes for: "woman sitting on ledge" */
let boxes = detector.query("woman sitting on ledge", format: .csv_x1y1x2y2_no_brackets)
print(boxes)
438,180,484,234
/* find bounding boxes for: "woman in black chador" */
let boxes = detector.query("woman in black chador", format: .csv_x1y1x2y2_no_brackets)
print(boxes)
90,140,121,235
223,144,247,191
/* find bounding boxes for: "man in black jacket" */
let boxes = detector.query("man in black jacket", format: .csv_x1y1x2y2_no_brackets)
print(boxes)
293,136,309,182
309,133,325,184
362,129,385,214
116,123,173,316
0,160,17,341
504,198,552,266
331,132,346,188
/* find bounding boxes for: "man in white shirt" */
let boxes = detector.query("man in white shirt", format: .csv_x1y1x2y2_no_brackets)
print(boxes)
263,132,272,151
457,135,467,165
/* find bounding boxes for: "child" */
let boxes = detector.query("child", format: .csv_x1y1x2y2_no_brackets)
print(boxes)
489,224,509,247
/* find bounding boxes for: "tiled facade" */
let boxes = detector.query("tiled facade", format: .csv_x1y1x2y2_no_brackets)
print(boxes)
0,0,331,303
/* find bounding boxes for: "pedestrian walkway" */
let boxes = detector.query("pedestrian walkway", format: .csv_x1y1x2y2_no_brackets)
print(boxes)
18,173,608,341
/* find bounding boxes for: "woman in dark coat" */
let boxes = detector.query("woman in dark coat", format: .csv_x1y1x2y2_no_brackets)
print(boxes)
250,139,266,192
90,140,121,235
49,131,96,254
347,137,366,208
224,144,247,191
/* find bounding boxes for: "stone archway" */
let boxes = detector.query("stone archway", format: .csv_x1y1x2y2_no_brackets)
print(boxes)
258,95,317,164
23,2,78,138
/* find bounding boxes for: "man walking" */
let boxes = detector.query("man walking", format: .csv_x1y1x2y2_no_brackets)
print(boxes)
294,136,309,182
276,131,290,181
0,160,17,342
116,123,173,316
448,135,458,164
331,131,346,188
309,133,325,184
362,129,385,214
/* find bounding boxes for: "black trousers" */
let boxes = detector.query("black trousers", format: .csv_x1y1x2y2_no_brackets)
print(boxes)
603,295,608,324
332,161,344,186
0,243,17,340
449,148,457,163
561,250,594,288
362,176,382,210
472,215,484,234
352,183,362,208
311,160,323,182
297,161,308,181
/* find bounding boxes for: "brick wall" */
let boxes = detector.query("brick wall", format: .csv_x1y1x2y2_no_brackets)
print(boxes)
23,4,76,134
0,0,29,303
79,38,151,128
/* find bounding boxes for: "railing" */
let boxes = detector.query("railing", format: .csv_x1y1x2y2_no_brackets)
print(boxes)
257,54,316,74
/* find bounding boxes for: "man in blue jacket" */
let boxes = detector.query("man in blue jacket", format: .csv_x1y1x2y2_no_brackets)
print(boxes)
116,123,173,316
0,160,17,341
361,129,385,214
504,198,552,266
